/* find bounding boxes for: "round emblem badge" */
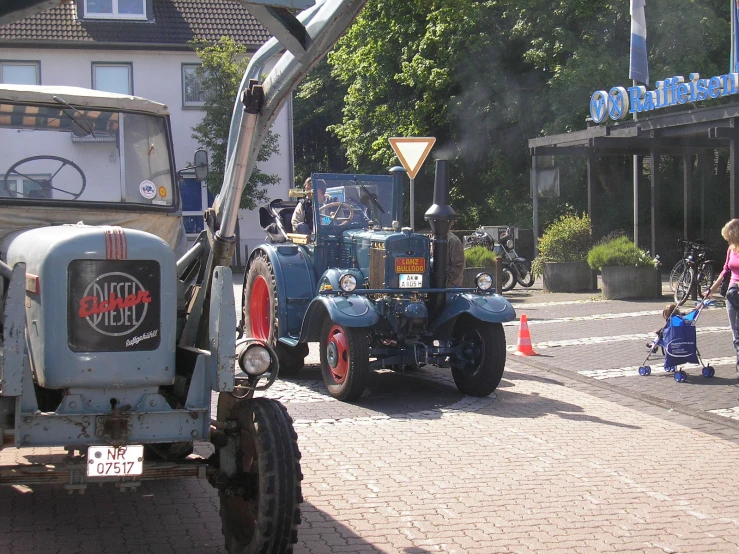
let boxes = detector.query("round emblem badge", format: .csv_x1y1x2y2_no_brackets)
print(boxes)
78,272,151,337
139,180,156,200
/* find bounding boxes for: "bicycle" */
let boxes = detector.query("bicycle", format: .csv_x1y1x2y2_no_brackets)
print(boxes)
674,239,715,305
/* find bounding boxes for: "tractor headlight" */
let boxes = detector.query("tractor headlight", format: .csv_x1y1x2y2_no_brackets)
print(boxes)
239,344,273,376
339,273,357,292
475,272,493,291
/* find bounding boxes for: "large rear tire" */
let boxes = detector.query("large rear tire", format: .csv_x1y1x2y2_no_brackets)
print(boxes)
219,397,303,554
319,320,370,402
243,253,308,375
451,318,506,396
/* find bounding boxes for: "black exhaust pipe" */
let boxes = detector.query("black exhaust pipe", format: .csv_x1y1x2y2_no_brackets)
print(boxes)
424,159,456,315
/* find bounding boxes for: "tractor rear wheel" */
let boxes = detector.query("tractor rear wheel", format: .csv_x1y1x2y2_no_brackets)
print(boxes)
243,253,308,375
451,317,506,396
218,397,303,554
319,320,370,401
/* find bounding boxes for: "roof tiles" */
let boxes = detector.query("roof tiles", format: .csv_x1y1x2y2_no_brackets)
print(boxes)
0,0,271,47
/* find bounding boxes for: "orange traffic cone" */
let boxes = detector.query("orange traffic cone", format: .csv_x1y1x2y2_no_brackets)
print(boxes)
513,314,539,356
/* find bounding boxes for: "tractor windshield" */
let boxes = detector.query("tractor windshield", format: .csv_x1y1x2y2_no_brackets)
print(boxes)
313,174,395,231
0,99,175,208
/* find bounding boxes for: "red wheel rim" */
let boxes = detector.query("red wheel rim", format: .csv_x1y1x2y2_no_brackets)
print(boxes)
326,324,349,383
249,275,270,340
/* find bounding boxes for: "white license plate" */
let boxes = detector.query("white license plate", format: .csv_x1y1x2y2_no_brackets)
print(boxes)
399,274,423,288
87,445,144,477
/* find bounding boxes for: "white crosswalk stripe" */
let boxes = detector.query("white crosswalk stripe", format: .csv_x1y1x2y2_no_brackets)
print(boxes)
578,357,736,380
507,325,730,352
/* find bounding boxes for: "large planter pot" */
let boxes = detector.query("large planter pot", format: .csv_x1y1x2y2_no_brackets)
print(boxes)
601,265,661,299
462,266,494,288
543,261,593,292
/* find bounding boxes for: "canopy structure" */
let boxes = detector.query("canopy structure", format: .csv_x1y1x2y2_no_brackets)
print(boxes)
528,101,739,256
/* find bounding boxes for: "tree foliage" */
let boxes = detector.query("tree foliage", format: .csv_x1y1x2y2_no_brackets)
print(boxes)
294,0,732,238
190,37,280,210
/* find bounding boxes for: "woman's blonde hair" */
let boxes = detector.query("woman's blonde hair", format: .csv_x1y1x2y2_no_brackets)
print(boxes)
722,219,739,249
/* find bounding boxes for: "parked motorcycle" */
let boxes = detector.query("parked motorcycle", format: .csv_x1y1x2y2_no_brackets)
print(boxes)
495,227,535,288
463,226,517,292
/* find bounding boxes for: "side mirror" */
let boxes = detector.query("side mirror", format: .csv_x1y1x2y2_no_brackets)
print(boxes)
194,148,209,181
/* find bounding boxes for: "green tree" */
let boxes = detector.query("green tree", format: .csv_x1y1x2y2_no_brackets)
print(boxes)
190,37,280,210
295,0,732,233
293,57,349,185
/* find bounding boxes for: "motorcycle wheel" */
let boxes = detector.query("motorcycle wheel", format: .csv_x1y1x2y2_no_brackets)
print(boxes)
501,264,516,292
514,261,534,287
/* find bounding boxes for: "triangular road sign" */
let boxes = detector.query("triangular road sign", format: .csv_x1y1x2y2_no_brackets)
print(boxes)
389,137,436,179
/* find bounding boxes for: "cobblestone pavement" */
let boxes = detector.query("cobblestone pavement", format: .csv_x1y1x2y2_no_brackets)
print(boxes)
3,277,739,553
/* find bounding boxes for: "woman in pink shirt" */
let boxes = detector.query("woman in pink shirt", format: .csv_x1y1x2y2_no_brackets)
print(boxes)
706,219,739,385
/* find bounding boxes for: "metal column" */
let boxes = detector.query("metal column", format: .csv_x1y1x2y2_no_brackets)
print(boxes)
651,148,660,257
683,153,692,239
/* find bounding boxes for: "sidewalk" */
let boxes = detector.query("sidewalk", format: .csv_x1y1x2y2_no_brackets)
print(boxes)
502,274,739,432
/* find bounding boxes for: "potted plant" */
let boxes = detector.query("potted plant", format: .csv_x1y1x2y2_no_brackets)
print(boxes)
532,213,593,292
463,246,497,288
587,235,661,299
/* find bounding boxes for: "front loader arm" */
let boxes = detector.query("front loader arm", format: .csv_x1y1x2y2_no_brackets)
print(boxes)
213,0,369,244
184,0,367,351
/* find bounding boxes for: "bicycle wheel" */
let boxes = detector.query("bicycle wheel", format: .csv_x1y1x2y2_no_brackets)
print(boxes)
698,263,715,297
674,266,694,306
669,259,686,291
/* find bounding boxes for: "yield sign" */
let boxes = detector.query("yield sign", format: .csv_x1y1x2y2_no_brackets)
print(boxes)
389,137,436,179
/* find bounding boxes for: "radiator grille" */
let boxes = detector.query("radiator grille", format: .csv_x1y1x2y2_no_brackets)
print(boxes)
369,243,385,289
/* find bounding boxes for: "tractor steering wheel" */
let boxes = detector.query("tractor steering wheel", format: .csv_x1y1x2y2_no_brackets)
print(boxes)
3,155,87,200
319,201,355,226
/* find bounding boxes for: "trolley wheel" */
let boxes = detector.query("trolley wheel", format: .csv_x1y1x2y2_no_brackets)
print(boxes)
702,365,715,378
674,370,688,382
645,366,651,376
638,366,648,376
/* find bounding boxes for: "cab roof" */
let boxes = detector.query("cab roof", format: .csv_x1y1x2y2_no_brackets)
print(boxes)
0,84,169,116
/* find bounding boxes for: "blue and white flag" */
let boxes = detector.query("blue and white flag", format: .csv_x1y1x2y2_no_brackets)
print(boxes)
629,0,649,85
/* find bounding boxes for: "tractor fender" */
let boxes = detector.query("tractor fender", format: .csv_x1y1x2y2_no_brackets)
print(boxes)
430,293,516,333
245,243,315,342
299,295,379,342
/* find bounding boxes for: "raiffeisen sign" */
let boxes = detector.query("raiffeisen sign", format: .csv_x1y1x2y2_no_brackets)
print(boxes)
589,72,739,123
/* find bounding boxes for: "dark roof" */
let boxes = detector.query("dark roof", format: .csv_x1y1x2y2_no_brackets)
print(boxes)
0,0,271,48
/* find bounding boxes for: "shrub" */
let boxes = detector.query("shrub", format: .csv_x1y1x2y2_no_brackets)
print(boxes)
587,235,658,271
531,213,592,277
464,246,497,268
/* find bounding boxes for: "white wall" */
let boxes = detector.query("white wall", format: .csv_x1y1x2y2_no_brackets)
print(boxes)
14,47,292,261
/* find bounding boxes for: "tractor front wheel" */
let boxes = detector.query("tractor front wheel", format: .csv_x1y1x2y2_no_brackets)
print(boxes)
319,320,370,402
451,318,506,396
218,397,303,554
243,253,308,375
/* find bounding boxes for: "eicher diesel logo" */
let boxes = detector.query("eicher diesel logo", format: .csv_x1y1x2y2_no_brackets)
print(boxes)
68,260,160,352
590,72,739,123
78,272,151,336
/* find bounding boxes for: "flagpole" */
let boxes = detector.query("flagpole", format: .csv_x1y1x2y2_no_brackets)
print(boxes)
633,80,639,249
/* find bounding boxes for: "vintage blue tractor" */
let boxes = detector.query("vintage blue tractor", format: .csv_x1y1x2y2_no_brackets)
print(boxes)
242,160,516,401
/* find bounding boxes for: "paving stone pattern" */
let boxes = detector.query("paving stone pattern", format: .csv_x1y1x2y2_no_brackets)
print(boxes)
2,278,739,553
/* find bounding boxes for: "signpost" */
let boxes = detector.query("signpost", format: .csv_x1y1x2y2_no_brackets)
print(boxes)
389,137,436,230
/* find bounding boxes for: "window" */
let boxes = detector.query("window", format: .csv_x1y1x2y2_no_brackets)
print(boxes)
84,0,146,20
4,174,52,199
182,64,207,108
0,61,40,85
93,63,132,95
